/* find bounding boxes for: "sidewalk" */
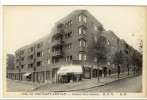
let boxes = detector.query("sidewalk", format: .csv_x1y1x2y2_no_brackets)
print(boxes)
7,79,44,92
32,71,138,92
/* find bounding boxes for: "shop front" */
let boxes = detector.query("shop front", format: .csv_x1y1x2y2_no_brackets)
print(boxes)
92,66,103,78
83,66,91,79
57,65,82,83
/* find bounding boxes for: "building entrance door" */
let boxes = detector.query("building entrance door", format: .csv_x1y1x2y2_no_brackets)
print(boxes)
92,69,97,78
103,67,107,77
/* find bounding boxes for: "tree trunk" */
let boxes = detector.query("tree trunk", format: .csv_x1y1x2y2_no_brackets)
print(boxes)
97,61,100,83
117,64,120,78
128,66,129,76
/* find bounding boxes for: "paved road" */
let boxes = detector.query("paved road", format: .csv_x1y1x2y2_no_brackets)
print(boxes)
77,75,142,93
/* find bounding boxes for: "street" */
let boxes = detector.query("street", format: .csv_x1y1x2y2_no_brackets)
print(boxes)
6,72,141,92
77,75,142,93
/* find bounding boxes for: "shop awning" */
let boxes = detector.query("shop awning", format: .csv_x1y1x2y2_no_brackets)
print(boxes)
23,73,32,76
57,65,82,75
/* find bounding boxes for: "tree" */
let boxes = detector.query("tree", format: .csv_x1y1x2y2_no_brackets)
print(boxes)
113,50,125,78
138,37,143,54
87,36,108,83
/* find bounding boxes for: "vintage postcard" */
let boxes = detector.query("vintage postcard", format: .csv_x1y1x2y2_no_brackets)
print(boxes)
2,6,147,98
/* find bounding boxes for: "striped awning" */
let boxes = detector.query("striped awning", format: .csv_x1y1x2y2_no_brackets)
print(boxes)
57,65,82,75
23,73,32,76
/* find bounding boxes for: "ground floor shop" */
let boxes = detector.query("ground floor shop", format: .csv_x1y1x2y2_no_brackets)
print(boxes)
7,64,137,83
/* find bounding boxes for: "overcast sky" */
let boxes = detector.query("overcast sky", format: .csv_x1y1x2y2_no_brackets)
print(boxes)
3,6,145,55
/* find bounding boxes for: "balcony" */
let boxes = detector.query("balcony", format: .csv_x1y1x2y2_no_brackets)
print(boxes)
78,47,87,52
52,29,64,39
78,34,87,40
78,22,87,27
52,40,64,48
52,50,63,58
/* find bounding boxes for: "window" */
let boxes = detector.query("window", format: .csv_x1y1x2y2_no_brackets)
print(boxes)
28,47,33,53
79,40,82,47
78,27,82,35
69,32,72,37
28,63,33,68
65,23,68,28
21,57,24,61
48,48,51,53
70,20,73,25
65,43,72,49
28,55,33,60
47,59,50,64
79,54,82,60
21,65,24,69
78,26,86,35
65,57,68,61
37,51,43,57
108,41,110,45
65,20,72,28
68,33,70,38
65,45,68,50
78,15,82,22
79,39,87,47
16,66,19,69
83,41,87,47
65,34,68,38
68,22,70,27
70,56,72,60
79,53,86,60
65,32,72,39
69,43,72,49
37,61,43,67
83,28,86,34
84,54,87,60
107,62,110,66
83,16,87,23
37,42,43,49
48,38,51,44
95,36,97,42
95,26,97,31
79,14,87,23
112,64,115,68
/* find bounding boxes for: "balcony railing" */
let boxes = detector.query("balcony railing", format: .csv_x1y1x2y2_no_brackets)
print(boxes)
53,29,64,39
78,47,87,52
78,34,87,40
52,40,64,48
52,50,63,58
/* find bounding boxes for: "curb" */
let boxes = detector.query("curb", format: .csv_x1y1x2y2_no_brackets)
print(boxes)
52,74,141,92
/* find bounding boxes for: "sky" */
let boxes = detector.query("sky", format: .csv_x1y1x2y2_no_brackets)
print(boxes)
3,6,146,55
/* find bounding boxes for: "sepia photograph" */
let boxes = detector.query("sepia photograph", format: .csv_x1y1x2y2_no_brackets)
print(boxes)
2,6,146,98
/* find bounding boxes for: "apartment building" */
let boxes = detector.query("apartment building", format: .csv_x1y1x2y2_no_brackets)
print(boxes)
7,10,142,83
6,54,15,79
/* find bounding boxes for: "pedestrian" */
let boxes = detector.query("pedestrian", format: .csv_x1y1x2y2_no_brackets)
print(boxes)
109,69,111,76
